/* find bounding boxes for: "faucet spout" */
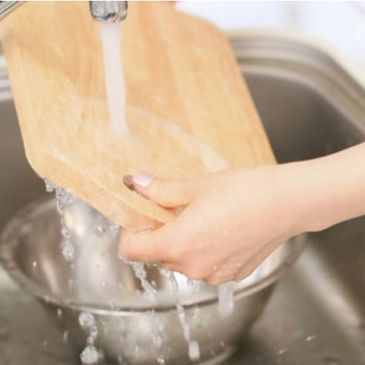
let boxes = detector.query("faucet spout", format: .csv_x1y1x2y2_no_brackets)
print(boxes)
0,1,128,23
89,1,128,23
0,1,22,21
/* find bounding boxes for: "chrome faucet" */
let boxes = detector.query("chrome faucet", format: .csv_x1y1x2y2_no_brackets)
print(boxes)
90,1,128,23
0,1,128,22
0,1,21,19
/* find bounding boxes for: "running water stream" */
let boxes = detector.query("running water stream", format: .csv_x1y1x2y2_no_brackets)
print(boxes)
99,23,128,135
45,180,103,364
165,271,200,361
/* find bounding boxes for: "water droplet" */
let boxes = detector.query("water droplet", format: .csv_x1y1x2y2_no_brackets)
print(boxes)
79,312,96,331
61,226,71,239
187,278,200,295
80,345,101,365
278,347,288,355
189,340,200,361
44,179,55,192
57,308,63,319
62,239,75,262
306,334,319,342
32,261,38,269
89,326,98,340
95,225,106,237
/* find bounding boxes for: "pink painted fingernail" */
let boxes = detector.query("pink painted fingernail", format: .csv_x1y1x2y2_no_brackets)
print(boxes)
132,172,153,187
123,175,134,190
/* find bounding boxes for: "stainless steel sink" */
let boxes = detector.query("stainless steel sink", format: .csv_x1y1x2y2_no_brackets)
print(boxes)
1,32,365,364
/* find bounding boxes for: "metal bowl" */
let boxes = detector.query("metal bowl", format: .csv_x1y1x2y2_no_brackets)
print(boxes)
0,197,304,364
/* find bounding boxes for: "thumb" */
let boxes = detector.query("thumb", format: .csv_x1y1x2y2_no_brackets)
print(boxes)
123,172,193,208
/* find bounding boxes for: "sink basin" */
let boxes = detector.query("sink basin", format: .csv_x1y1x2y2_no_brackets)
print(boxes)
1,32,365,364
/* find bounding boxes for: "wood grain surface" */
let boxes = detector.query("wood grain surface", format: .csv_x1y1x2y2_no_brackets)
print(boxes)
0,1,275,230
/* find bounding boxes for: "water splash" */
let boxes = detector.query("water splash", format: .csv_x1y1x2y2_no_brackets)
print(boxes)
80,346,102,365
166,271,200,361
118,251,166,356
218,281,236,317
129,262,166,352
130,262,157,302
44,179,76,262
186,277,200,295
79,312,103,365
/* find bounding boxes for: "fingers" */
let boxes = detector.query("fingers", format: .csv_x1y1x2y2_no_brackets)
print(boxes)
122,227,265,285
123,172,194,208
121,229,168,263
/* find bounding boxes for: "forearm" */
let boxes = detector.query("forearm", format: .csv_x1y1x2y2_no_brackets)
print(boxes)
284,142,365,233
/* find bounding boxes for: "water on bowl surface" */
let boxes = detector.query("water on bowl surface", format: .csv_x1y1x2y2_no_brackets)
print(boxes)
43,182,208,363
218,282,236,317
167,271,201,361
45,179,76,263
79,312,103,365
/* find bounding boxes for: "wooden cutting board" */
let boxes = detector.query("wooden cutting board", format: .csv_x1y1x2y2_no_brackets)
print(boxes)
0,1,275,230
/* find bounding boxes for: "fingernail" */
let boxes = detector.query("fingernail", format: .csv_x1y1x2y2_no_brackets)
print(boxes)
132,172,153,187
123,175,134,190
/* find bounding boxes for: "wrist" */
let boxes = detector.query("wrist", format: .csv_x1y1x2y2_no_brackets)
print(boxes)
281,143,365,234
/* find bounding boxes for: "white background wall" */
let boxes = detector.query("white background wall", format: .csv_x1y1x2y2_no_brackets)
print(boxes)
177,1,365,69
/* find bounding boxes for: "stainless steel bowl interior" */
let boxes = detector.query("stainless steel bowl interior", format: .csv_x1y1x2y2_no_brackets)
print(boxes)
0,196,303,311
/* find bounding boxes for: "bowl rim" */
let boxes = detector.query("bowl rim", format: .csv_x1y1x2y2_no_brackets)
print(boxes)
0,196,305,314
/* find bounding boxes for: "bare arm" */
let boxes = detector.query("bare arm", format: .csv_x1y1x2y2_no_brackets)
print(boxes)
121,142,365,285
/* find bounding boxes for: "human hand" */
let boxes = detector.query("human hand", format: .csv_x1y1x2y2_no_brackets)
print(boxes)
121,165,304,285
121,143,365,285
